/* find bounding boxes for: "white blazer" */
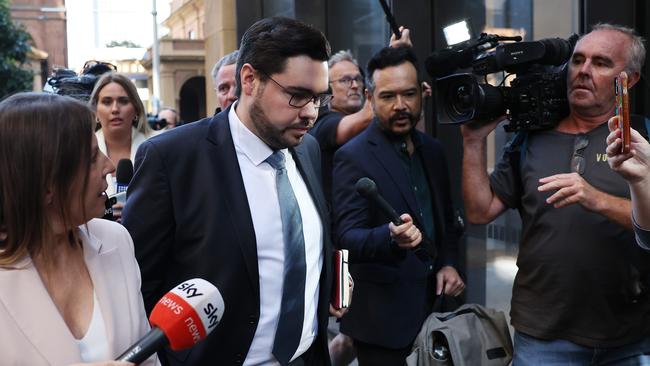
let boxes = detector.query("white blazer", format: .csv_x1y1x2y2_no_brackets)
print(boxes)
0,219,159,366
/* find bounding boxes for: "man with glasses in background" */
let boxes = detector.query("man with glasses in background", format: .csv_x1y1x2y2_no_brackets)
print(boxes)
309,27,421,205
123,17,346,365
460,24,650,365
309,50,374,203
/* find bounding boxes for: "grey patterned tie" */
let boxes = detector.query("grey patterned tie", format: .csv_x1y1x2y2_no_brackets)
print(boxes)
266,150,306,366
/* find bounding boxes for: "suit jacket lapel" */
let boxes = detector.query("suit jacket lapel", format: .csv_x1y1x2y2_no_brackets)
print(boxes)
206,110,260,295
0,259,81,364
366,121,422,226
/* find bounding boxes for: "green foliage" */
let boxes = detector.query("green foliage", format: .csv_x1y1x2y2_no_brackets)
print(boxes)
0,0,33,99
106,40,142,48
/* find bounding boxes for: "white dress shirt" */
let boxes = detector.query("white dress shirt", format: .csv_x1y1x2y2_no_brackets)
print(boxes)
229,104,323,365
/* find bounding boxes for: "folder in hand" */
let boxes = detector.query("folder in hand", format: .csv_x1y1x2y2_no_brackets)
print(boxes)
331,249,350,309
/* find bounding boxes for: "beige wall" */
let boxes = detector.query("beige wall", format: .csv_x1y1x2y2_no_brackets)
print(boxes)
147,0,236,116
204,0,237,115
533,0,580,39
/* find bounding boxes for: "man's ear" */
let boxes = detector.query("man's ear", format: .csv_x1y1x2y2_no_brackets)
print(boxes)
240,63,257,96
628,70,641,89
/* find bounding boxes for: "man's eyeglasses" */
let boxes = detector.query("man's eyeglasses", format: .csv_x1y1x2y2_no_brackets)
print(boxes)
570,134,589,175
261,71,333,108
330,75,364,87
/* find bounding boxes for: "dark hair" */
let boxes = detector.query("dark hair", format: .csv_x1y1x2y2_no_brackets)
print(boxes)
235,17,331,96
0,93,94,265
366,46,419,93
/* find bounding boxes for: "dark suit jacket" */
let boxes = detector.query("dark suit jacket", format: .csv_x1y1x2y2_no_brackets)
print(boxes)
122,107,332,365
332,120,460,349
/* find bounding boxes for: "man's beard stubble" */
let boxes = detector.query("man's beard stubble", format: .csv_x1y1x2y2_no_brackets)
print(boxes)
249,87,313,150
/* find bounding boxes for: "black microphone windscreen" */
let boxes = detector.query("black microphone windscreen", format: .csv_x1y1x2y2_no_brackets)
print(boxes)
425,50,457,78
116,159,133,185
425,48,475,78
355,177,377,198
538,37,574,66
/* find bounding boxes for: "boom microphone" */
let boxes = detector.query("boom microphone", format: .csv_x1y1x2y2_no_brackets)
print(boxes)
116,278,225,364
355,177,403,225
425,47,475,78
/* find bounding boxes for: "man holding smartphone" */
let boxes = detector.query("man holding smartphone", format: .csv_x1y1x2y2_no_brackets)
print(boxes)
461,23,649,365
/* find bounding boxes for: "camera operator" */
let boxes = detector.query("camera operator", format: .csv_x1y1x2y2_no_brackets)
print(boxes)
607,118,650,249
461,23,650,364
158,107,179,130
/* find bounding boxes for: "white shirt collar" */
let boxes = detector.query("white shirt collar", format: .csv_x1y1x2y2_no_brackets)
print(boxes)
228,101,288,166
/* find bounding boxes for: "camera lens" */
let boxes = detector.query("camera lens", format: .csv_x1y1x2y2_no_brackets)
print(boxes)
451,84,474,116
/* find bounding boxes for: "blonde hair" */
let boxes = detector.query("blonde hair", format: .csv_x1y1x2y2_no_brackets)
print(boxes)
90,72,152,136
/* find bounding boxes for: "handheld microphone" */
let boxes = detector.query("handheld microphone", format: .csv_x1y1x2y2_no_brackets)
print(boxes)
355,177,403,225
116,278,225,364
115,159,133,199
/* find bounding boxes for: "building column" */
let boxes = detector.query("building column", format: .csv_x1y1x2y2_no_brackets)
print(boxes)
204,0,238,115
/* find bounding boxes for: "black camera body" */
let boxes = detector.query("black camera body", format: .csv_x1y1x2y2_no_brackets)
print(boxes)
430,34,578,132
147,114,168,131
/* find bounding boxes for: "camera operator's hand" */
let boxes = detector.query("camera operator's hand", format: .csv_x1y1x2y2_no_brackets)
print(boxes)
538,173,605,211
460,116,505,144
390,26,413,48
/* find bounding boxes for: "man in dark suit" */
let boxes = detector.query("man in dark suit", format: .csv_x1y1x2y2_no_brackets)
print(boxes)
331,46,464,365
123,17,344,366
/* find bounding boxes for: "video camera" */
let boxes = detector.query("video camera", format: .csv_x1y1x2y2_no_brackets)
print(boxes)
428,32,578,132
147,114,168,131
46,61,116,101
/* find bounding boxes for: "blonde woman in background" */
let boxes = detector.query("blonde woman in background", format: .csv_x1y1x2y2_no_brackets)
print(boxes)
90,73,154,219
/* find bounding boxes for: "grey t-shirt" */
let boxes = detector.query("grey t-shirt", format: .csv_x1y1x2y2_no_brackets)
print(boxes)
490,122,650,348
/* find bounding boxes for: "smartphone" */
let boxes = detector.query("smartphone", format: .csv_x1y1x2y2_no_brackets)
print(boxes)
615,71,630,153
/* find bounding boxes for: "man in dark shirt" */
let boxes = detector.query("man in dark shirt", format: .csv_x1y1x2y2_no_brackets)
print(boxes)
309,50,373,202
462,23,650,365
310,27,416,204
332,45,464,366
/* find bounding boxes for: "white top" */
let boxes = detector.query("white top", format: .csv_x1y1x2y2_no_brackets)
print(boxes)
75,291,110,362
95,127,149,195
229,103,323,365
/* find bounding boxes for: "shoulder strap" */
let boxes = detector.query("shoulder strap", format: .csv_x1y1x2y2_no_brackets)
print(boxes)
505,131,529,174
